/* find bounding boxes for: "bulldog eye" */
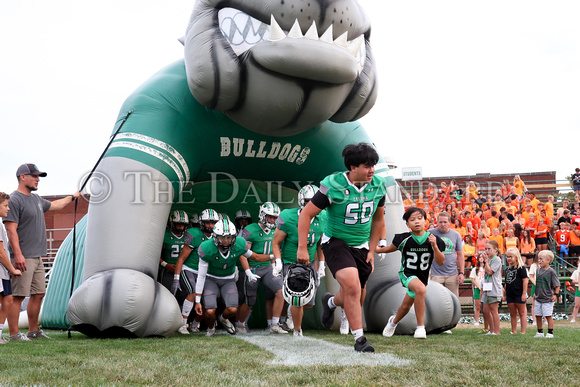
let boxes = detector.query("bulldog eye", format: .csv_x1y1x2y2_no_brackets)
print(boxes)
218,8,270,56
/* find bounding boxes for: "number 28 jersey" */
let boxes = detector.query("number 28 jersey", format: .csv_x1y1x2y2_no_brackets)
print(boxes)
316,172,387,246
392,232,446,285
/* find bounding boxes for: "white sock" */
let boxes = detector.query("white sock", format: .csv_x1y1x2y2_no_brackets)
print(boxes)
272,317,280,325
352,328,364,341
267,319,273,327
328,296,337,310
389,319,398,328
341,308,347,319
182,299,194,320
417,325,425,329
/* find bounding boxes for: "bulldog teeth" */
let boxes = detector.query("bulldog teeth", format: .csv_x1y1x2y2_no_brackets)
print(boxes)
334,31,348,49
304,21,318,40
347,35,364,57
319,24,334,44
268,15,286,41
288,19,303,38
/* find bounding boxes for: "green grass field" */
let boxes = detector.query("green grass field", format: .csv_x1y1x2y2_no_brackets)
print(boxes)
1,321,579,386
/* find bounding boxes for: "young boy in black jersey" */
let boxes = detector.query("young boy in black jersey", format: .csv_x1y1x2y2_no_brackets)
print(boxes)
377,207,445,339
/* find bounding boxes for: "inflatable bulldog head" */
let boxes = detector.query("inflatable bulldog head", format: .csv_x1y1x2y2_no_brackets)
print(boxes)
184,0,378,136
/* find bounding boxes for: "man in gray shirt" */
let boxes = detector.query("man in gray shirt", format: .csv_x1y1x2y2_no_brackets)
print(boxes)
3,163,81,341
429,212,465,297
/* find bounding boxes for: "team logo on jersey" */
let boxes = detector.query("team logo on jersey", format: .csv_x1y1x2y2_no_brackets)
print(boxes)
344,189,350,196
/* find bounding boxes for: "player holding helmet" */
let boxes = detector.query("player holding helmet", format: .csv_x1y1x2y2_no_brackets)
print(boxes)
273,184,327,337
173,208,219,334
236,202,287,334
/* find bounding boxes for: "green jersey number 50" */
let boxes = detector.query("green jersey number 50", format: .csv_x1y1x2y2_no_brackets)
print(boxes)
344,201,374,225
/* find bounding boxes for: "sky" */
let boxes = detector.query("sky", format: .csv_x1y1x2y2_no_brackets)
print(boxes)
1,0,579,195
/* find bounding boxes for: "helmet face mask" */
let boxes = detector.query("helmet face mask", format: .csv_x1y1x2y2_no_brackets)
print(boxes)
298,185,319,208
283,264,316,307
213,219,237,253
200,208,220,234
169,210,189,235
258,202,280,231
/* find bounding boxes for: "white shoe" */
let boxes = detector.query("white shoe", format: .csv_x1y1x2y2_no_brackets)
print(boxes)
218,314,236,335
414,326,427,339
570,319,576,323
235,323,248,334
340,309,350,335
532,321,537,325
443,329,452,334
534,332,544,338
178,324,190,335
474,322,480,326
286,305,294,330
382,315,397,337
293,329,303,337
270,322,289,334
188,321,200,333
545,333,554,338
206,327,216,337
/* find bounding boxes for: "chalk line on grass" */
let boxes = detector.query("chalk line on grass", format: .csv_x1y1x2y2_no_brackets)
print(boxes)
237,333,410,367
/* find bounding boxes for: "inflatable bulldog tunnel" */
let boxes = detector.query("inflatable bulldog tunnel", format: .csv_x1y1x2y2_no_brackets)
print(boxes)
60,0,459,337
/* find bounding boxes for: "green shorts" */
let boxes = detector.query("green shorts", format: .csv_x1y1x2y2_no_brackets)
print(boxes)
399,272,419,299
576,288,580,298
530,284,536,297
473,287,481,300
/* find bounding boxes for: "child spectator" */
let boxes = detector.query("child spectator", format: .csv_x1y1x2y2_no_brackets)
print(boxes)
555,222,570,258
403,192,414,211
463,235,476,271
535,217,549,252
520,230,537,266
489,228,505,255
476,231,488,257
504,248,528,334
513,175,526,197
380,207,445,339
481,240,502,335
524,213,538,239
466,221,478,241
0,192,23,343
570,261,579,323
534,250,560,338
504,228,519,251
528,255,538,324
454,218,467,240
544,195,555,219
470,254,486,328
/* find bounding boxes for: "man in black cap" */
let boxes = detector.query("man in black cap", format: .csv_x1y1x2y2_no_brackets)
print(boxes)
3,163,81,341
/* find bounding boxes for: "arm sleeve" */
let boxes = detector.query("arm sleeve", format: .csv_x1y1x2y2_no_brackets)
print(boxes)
378,195,385,208
310,191,330,210
195,260,209,295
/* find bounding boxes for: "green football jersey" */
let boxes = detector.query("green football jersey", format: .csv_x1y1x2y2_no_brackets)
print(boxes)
182,227,210,270
278,208,327,264
198,237,248,278
160,230,186,265
239,222,274,268
319,172,387,246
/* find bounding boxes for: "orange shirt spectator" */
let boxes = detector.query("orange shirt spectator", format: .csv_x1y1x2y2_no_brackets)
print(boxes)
524,215,538,239
544,196,555,218
555,225,570,247
466,222,478,241
489,232,505,254
520,230,536,254
513,175,526,196
415,192,426,209
487,214,500,231
403,192,414,211
569,224,580,247
501,180,512,198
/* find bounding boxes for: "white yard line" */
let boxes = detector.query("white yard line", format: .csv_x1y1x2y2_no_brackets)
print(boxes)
237,333,410,367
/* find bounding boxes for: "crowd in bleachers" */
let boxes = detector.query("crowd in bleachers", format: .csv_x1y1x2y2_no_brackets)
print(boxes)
402,175,580,271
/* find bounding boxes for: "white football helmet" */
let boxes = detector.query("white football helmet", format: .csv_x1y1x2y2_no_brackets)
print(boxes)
212,219,237,253
283,264,316,307
200,208,220,234
189,213,200,227
169,210,189,233
258,202,280,230
298,184,319,208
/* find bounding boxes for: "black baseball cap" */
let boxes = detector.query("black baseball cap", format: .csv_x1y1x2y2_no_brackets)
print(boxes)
16,163,47,177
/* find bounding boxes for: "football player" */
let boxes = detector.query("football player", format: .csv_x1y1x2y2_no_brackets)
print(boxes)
193,219,272,336
297,142,387,352
273,184,327,336
236,202,287,334
158,210,189,296
173,208,219,334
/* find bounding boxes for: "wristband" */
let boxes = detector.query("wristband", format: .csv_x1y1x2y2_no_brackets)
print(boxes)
174,274,180,280
269,254,274,259
70,194,76,201
378,239,387,247
459,272,464,275
161,261,167,267
195,295,201,303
